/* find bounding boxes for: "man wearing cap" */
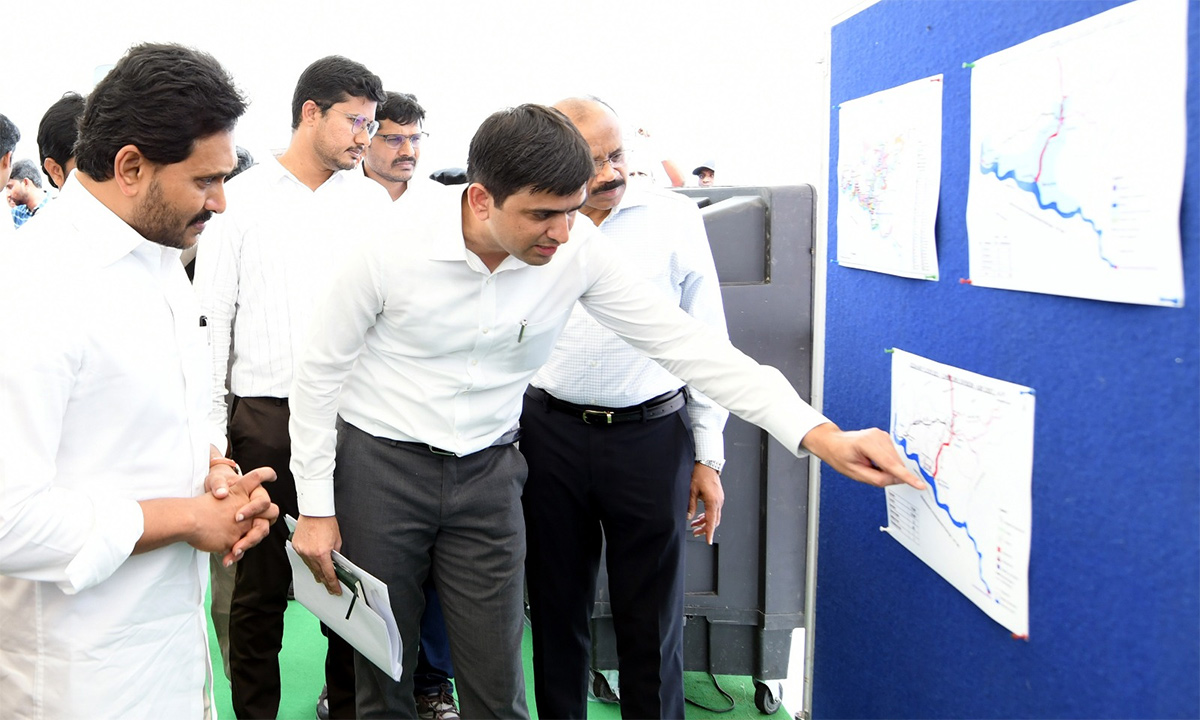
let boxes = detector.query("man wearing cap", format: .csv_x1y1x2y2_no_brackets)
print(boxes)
693,161,716,187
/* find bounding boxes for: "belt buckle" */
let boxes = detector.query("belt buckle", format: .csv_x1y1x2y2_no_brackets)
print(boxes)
581,409,614,425
427,445,456,456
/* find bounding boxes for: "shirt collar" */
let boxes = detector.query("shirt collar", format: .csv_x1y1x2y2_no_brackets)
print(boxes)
589,182,652,227
424,185,474,262
265,154,353,192
61,178,181,269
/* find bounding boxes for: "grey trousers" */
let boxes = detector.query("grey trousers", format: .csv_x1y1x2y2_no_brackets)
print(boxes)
335,419,530,720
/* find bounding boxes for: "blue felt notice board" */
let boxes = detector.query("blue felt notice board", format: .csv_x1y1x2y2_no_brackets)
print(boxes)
815,1,1199,717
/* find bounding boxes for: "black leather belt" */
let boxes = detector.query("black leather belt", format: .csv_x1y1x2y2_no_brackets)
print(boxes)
527,386,686,425
382,426,521,456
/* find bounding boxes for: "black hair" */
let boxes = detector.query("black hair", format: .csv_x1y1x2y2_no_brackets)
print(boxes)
0,113,19,157
74,43,247,181
228,146,255,180
466,104,594,207
289,56,386,130
377,91,426,127
36,92,85,189
10,159,42,187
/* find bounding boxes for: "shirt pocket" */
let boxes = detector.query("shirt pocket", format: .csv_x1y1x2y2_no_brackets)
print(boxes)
497,309,571,376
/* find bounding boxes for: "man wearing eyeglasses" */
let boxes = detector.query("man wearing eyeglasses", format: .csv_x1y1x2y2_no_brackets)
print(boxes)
364,91,429,202
519,96,728,719
194,55,388,720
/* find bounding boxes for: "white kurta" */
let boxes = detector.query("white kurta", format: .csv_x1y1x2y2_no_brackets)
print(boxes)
0,179,212,720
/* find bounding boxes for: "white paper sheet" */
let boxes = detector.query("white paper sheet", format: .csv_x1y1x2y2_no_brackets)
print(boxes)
284,516,403,680
966,0,1187,307
837,75,943,280
885,350,1035,637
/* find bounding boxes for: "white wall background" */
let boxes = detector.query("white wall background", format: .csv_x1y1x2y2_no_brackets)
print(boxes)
2,0,862,189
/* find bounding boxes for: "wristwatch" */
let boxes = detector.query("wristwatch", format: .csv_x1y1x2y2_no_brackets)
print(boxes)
697,459,724,474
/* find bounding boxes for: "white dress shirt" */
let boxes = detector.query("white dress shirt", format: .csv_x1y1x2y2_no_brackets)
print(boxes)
290,184,828,516
531,183,729,466
194,156,389,451
0,179,213,719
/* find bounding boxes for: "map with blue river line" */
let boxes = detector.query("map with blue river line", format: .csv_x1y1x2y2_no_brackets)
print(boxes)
964,0,1186,308
884,349,1034,636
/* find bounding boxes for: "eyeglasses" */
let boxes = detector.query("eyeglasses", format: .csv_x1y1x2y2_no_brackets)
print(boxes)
332,110,380,138
594,149,626,172
375,132,429,149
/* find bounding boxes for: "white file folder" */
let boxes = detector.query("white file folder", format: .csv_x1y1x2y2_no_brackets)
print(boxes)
283,516,403,680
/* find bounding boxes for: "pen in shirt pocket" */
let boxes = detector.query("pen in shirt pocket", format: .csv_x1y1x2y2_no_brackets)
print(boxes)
518,319,527,343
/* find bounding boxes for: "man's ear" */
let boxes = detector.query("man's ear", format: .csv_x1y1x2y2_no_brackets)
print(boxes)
301,99,323,127
43,158,65,190
112,145,151,198
465,183,493,221
0,151,11,176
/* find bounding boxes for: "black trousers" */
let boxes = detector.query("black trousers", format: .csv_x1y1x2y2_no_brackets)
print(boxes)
520,389,694,720
226,397,357,719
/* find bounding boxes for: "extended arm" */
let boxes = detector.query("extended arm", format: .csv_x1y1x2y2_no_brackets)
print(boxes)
578,236,924,492
801,423,924,489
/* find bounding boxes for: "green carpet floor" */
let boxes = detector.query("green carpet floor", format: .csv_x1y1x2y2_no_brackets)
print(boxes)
206,596,787,719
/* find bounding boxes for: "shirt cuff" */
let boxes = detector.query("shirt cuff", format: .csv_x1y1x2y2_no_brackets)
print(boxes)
692,431,725,469
207,420,229,459
59,497,144,595
792,415,830,459
295,477,336,517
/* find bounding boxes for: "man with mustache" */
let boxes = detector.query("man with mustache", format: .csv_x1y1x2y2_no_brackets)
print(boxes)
194,55,388,720
519,96,728,719
364,91,426,202
0,42,278,719
361,90,461,720
288,103,925,720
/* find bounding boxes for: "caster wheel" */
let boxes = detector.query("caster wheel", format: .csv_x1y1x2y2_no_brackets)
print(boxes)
754,680,782,715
